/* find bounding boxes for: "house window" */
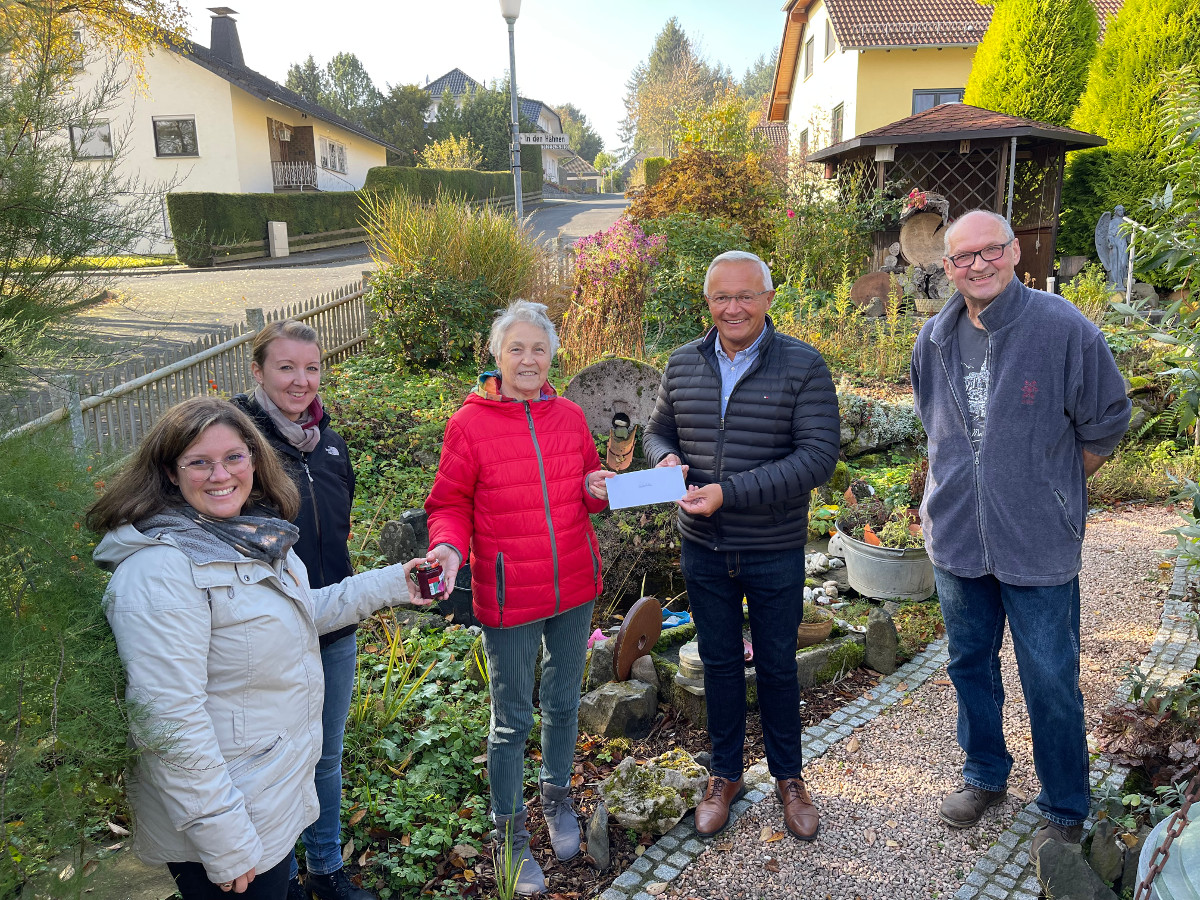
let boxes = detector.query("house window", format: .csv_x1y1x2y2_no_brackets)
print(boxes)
912,89,965,114
153,117,199,156
831,104,844,144
798,128,809,156
804,37,815,79
319,136,347,174
824,19,836,57
70,121,112,159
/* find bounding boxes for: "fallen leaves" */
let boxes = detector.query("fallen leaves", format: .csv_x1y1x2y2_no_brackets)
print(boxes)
864,828,877,845
106,821,130,837
764,857,781,873
847,735,861,754
759,826,785,842
645,882,669,896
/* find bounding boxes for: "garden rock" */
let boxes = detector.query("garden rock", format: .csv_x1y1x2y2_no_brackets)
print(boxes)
599,749,709,835
823,581,839,598
1120,825,1152,896
838,393,923,458
587,801,610,871
578,681,657,739
586,639,616,691
865,607,899,675
806,552,831,576
631,655,660,690
1036,840,1119,900
1086,819,1125,886
826,532,847,557
1130,282,1160,307
379,509,429,565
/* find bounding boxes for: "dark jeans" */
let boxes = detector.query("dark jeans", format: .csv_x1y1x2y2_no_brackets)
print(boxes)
290,631,358,879
168,853,290,900
681,540,805,781
935,568,1089,825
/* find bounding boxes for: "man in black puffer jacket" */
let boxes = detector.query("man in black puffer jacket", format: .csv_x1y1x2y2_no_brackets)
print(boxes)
644,250,840,843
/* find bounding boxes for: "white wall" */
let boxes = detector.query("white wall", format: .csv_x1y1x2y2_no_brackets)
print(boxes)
785,0,861,151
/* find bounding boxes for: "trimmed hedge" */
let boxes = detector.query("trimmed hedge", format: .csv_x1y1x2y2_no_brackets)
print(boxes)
361,165,540,202
167,156,543,266
167,191,362,265
644,156,670,187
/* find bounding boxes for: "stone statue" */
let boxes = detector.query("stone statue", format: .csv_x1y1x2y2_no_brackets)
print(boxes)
1094,205,1129,289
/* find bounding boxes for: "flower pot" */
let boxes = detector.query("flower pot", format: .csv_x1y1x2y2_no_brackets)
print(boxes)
797,611,834,648
835,523,935,601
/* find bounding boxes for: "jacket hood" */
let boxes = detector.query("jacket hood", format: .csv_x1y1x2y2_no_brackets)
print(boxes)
93,523,162,572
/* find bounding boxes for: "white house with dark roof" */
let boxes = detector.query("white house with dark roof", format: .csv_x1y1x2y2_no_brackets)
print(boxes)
70,8,394,249
422,68,586,184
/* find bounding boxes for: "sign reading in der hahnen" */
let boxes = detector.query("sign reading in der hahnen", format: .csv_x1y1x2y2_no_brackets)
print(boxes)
518,134,570,147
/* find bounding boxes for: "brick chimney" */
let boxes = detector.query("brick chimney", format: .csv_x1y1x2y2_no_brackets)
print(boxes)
207,7,244,67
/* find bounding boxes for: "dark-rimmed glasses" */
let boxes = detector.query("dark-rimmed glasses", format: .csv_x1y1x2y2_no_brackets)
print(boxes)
177,452,253,482
946,240,1015,269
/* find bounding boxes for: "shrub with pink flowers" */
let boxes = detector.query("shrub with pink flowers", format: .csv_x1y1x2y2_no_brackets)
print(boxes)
561,219,665,373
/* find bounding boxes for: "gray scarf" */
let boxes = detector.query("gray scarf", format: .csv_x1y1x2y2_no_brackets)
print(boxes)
254,386,321,453
136,504,299,566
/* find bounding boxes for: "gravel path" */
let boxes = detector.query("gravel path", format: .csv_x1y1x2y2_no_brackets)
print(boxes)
665,504,1179,900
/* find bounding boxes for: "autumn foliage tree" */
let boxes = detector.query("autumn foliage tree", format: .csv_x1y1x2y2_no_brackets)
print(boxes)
626,148,780,250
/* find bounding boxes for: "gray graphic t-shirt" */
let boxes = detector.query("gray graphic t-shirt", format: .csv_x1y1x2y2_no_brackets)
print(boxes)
956,307,989,451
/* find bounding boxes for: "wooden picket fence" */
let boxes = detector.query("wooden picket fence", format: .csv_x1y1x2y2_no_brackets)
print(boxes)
3,281,369,452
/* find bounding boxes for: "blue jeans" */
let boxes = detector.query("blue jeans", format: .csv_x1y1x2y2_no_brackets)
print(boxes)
482,600,594,818
290,631,357,879
935,569,1089,826
681,541,805,782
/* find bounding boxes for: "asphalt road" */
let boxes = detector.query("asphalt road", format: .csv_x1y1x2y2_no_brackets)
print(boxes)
525,192,629,245
73,193,628,355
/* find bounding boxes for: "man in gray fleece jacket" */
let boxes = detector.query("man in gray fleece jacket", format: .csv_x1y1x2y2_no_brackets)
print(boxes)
910,210,1131,862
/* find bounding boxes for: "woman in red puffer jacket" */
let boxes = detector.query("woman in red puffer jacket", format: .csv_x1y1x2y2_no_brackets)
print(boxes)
409,300,611,896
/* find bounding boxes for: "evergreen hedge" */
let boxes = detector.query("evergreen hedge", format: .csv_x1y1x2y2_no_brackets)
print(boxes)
167,155,543,266
963,0,1097,127
644,156,670,187
1060,0,1200,258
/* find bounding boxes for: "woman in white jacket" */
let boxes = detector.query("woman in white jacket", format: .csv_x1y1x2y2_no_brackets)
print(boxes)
88,397,423,899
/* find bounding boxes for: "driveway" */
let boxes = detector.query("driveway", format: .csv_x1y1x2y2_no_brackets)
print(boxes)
75,255,374,355
525,193,628,246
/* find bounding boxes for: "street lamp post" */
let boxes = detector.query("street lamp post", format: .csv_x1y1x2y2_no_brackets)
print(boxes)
500,0,523,221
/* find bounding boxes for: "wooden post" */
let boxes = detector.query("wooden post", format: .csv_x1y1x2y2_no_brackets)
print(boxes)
49,375,86,452
246,308,265,331
1005,136,1017,222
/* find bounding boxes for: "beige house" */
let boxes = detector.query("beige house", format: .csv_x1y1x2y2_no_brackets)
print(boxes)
768,0,1124,154
72,9,393,250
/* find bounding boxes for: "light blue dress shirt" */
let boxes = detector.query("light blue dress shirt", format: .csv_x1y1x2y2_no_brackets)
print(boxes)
715,326,767,417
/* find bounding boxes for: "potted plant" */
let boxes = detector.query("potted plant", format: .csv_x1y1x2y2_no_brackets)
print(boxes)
797,603,834,648
835,460,935,601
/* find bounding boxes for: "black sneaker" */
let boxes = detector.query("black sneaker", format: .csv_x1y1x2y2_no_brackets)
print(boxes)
305,868,377,900
287,877,308,900
938,783,1007,828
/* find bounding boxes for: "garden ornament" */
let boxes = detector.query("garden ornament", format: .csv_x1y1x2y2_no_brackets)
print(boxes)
606,412,636,471
613,595,662,681
1095,205,1130,289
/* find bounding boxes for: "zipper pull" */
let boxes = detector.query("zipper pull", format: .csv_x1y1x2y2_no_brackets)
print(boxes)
302,461,313,483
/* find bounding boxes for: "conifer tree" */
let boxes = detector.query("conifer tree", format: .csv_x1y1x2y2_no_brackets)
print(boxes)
963,0,1098,127
1059,0,1200,256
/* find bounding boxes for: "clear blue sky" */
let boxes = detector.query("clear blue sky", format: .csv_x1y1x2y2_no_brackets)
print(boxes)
177,0,785,154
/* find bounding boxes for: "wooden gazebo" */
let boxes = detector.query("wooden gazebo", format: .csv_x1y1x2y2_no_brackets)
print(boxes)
808,104,1105,290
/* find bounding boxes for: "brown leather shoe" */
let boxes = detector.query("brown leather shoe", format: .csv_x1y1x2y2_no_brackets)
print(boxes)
777,777,819,841
694,775,745,836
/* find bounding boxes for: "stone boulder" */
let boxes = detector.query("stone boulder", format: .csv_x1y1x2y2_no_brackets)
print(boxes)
631,655,660,690
865,607,899,675
1036,840,1119,900
586,638,616,691
379,508,430,565
579,681,657,739
838,393,924,458
599,749,709,835
1086,819,1124,886
587,801,610,871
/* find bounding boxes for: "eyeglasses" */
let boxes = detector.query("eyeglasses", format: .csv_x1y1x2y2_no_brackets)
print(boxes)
946,240,1014,269
177,452,253,482
705,289,772,307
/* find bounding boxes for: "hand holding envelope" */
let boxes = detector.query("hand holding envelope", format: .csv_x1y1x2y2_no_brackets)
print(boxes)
605,464,687,510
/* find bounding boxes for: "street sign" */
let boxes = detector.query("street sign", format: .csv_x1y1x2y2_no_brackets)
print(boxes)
518,133,569,147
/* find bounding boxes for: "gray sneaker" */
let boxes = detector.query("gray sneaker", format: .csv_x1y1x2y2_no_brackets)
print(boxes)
938,783,1008,828
1030,820,1084,861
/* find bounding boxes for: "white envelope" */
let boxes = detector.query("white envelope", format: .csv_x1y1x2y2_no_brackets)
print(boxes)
606,466,687,510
